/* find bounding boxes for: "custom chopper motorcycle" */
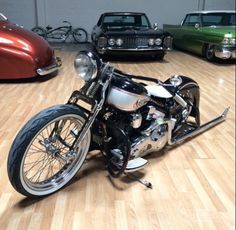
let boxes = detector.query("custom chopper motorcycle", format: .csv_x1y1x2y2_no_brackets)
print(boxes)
7,51,229,197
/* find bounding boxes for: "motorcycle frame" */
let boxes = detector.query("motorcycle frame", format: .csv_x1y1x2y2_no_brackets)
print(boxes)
66,63,229,166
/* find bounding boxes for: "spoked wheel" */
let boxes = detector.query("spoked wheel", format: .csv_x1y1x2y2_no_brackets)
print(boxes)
73,28,88,43
32,26,46,38
7,105,91,197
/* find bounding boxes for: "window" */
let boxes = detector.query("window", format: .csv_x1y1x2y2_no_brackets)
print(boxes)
102,15,150,28
183,14,200,26
229,14,235,26
202,13,236,26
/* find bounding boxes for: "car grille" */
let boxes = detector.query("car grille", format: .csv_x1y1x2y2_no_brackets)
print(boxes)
122,37,149,48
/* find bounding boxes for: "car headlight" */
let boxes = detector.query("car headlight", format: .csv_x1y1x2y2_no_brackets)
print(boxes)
97,37,107,48
116,38,123,46
74,51,101,81
222,37,230,45
148,38,155,46
222,34,235,45
155,38,162,46
230,38,236,45
108,38,115,46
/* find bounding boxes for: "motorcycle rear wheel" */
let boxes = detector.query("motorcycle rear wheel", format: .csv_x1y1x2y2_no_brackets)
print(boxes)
7,104,90,197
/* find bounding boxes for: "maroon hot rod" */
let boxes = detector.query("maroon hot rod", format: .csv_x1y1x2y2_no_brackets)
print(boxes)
0,13,61,79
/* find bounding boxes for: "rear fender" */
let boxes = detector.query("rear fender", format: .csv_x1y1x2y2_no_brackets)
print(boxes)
164,76,200,125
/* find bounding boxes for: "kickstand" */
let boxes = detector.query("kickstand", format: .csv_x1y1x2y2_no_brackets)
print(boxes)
124,172,153,189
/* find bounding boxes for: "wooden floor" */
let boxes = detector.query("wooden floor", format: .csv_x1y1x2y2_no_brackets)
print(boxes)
0,50,235,230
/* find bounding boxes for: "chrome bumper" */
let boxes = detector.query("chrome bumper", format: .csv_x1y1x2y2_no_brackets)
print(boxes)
97,47,171,54
214,47,236,59
37,57,62,76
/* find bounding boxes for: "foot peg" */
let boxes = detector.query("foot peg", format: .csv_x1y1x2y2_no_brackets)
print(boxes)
125,157,148,172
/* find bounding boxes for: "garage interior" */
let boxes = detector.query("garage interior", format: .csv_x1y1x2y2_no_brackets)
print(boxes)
0,0,235,229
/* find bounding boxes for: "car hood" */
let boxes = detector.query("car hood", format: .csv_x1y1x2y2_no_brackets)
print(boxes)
0,22,54,66
102,27,165,36
201,26,236,37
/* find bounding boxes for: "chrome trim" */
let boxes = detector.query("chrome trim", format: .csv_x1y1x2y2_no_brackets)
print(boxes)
167,107,230,145
0,13,7,20
214,47,236,59
174,94,187,107
106,47,164,51
37,58,61,76
179,82,199,90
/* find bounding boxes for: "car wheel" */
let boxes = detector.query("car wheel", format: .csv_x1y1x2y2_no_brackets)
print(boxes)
155,52,165,60
205,44,216,62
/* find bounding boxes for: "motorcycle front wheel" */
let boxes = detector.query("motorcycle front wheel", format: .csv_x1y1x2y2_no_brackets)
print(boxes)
7,104,91,197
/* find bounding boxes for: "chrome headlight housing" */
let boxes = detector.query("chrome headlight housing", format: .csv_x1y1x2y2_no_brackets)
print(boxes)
97,37,107,48
222,34,236,45
116,38,123,46
148,38,155,46
108,38,116,46
74,51,101,81
155,38,162,46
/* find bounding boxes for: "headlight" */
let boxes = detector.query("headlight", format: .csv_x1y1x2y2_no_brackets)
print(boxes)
230,38,236,45
108,38,115,46
74,51,100,81
116,38,123,46
148,38,155,46
222,34,235,45
155,38,162,46
97,37,107,48
222,37,230,45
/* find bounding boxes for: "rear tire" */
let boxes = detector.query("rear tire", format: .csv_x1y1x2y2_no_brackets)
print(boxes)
7,104,90,197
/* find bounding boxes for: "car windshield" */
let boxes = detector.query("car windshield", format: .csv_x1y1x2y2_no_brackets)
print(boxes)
202,13,236,26
0,13,7,21
102,14,150,28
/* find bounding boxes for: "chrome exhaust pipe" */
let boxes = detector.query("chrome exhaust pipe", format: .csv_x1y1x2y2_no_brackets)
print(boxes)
168,107,230,145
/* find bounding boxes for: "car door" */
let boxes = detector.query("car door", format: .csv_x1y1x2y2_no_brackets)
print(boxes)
179,13,203,54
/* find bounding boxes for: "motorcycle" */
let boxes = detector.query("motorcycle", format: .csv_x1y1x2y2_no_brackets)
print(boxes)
7,51,229,197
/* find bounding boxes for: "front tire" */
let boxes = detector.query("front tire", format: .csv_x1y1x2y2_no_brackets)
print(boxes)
7,104,91,197
73,28,88,43
205,44,216,62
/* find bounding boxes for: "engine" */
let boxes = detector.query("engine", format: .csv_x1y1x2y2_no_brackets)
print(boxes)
129,106,168,159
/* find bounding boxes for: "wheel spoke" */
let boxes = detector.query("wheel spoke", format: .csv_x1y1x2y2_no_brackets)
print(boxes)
19,112,90,195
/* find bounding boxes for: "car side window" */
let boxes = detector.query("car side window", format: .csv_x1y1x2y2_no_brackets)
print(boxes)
229,14,235,26
183,14,200,26
202,14,223,26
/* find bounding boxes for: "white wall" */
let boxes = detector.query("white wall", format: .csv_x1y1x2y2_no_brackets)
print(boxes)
205,0,235,10
37,0,200,32
0,0,36,29
0,0,235,36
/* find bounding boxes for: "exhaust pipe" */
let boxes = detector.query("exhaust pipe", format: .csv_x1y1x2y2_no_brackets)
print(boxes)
168,107,230,145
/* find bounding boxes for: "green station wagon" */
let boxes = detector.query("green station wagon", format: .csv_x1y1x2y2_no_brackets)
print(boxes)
164,11,236,61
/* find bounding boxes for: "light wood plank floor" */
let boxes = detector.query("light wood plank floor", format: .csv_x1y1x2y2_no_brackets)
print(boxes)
0,50,235,230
